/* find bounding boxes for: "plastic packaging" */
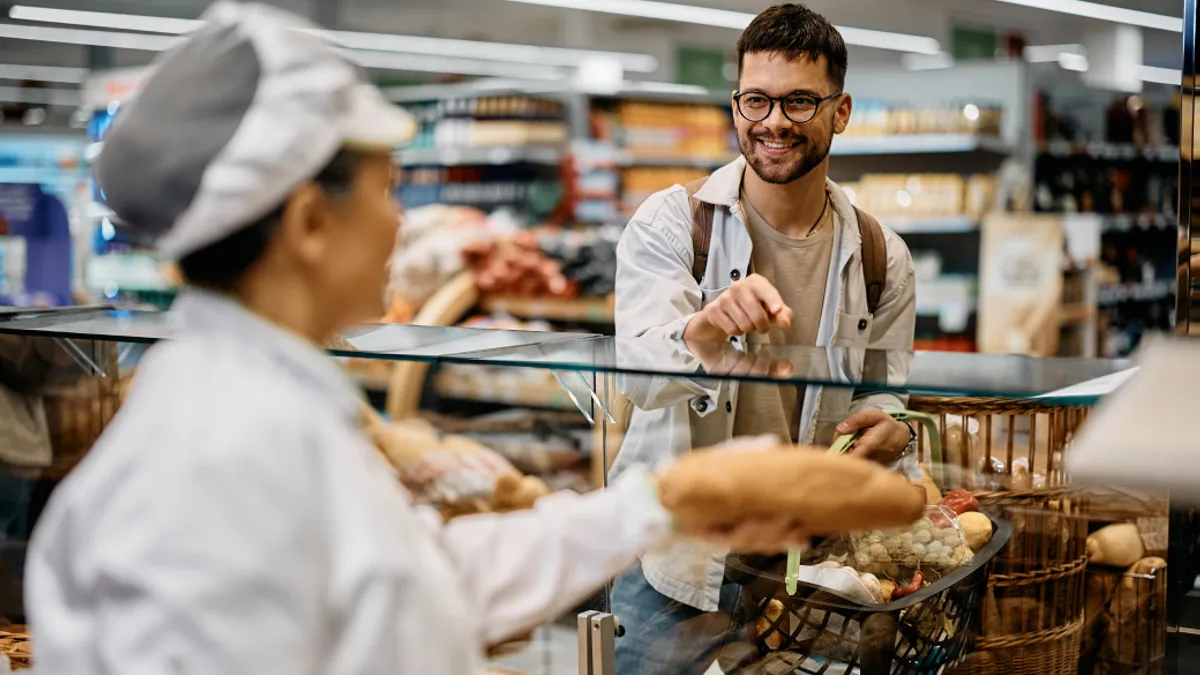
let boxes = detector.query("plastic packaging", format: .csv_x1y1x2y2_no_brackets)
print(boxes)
848,505,969,576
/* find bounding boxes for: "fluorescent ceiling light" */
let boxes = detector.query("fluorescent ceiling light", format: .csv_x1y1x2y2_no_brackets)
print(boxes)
619,81,711,95
507,0,751,29
993,0,1182,33
1140,65,1180,85
504,0,943,55
0,23,564,80
0,64,88,83
351,51,564,80
1058,52,1090,72
7,5,658,73
328,31,657,72
8,6,199,33
0,22,179,50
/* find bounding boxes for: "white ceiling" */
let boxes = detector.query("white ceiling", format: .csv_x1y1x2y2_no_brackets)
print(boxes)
0,0,1188,81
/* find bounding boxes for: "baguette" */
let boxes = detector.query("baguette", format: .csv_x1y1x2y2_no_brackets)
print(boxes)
657,447,925,535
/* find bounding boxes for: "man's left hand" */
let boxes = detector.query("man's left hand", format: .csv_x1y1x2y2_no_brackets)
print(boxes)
836,409,911,464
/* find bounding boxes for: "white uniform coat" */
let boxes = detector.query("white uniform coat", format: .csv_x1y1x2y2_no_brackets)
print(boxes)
26,291,669,675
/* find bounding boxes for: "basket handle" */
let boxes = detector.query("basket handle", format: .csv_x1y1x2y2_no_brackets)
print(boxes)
831,410,944,490
785,411,945,595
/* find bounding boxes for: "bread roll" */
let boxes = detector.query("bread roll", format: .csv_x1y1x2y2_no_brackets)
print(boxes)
1087,523,1145,568
657,447,925,535
492,473,550,512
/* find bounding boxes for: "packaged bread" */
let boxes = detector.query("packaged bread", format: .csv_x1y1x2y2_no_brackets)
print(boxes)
846,506,969,576
358,402,548,517
657,447,925,537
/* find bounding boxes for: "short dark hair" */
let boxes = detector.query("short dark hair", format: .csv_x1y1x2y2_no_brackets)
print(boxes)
736,4,848,92
178,149,363,289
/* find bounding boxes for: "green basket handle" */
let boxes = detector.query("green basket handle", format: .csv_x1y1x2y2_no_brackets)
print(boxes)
785,409,943,596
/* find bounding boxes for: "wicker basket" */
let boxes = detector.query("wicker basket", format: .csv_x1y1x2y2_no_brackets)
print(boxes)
0,625,31,670
908,396,1091,492
41,342,129,479
910,397,1092,675
1081,564,1167,675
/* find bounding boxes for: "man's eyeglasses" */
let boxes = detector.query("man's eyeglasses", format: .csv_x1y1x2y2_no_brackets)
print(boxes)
733,91,843,124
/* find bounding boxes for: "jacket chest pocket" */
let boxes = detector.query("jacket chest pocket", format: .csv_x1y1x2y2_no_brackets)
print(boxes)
835,311,872,346
700,286,730,308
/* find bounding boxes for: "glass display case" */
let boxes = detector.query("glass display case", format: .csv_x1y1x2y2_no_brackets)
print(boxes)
0,305,1163,675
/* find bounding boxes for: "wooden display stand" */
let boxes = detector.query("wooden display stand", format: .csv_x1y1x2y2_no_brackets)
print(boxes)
384,271,479,421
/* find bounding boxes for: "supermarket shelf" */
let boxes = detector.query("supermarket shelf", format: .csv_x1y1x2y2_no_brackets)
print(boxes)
832,134,1011,156
433,368,573,410
881,216,978,234
1097,279,1175,306
1099,213,1176,232
1059,304,1096,325
1038,141,1179,163
618,154,730,169
396,146,562,166
481,296,614,322
615,135,1009,166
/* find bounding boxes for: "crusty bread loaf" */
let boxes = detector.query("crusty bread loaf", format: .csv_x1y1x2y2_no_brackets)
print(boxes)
657,447,925,535
359,402,439,468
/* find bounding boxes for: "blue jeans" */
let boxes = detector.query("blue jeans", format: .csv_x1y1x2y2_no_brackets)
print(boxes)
610,566,758,675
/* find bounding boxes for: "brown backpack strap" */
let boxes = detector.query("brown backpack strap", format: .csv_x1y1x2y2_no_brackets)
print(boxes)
684,178,715,284
853,205,887,315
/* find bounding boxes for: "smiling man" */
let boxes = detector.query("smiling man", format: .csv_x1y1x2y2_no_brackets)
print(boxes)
610,4,918,672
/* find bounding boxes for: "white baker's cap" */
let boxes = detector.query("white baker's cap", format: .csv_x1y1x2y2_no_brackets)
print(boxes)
95,2,415,260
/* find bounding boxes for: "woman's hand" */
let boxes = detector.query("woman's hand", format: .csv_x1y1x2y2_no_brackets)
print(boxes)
401,446,517,502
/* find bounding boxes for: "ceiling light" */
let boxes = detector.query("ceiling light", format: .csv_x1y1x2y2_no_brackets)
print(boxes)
994,0,1181,33
1058,52,1090,72
1139,65,1180,85
507,0,751,29
327,31,657,72
0,64,88,83
7,5,659,73
0,23,567,81
0,22,179,50
350,51,564,80
504,0,943,55
620,81,711,95
9,6,199,33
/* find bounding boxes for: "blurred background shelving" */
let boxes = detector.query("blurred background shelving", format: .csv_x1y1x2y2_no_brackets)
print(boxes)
0,2,1187,366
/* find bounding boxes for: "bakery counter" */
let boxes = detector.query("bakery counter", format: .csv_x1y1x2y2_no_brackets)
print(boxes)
0,305,1171,675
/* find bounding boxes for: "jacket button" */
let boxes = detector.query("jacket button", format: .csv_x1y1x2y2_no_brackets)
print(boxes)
696,399,709,413
730,269,741,281
726,401,733,413
858,318,869,331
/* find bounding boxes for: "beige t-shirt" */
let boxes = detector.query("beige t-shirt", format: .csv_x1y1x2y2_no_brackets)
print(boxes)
731,195,834,443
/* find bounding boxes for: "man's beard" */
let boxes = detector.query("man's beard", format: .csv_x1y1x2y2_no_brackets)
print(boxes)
739,129,832,185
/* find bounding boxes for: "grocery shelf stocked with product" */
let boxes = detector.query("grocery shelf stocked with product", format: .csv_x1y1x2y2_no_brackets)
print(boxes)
1032,89,1180,357
394,95,569,222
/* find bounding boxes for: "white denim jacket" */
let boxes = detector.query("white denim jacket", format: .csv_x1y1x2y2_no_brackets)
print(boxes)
610,156,916,611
